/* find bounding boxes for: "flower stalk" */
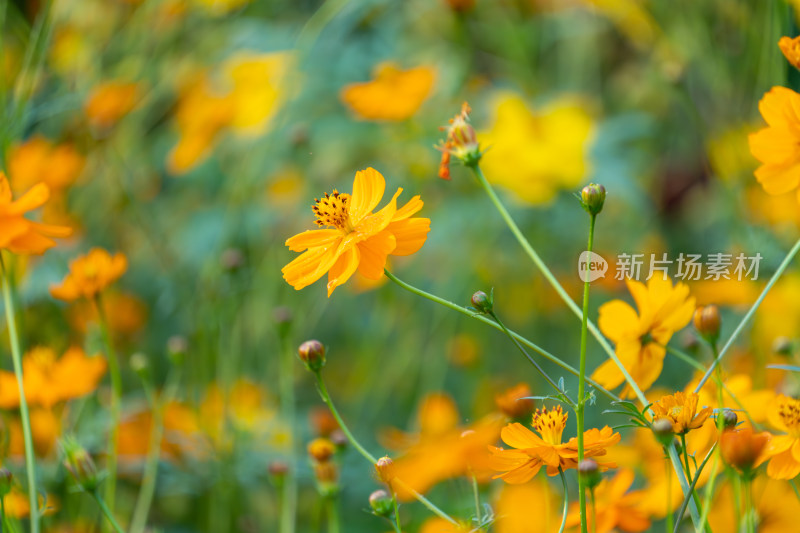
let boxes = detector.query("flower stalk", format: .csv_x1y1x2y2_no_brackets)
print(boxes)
0,256,39,533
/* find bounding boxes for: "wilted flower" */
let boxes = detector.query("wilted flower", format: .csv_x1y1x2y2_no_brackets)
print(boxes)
282,168,430,296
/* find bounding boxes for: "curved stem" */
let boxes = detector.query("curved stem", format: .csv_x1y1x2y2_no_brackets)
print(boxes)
557,468,569,533
576,214,597,533
694,236,800,393
92,491,126,533
0,257,38,533
312,371,458,525
383,270,618,403
94,294,122,522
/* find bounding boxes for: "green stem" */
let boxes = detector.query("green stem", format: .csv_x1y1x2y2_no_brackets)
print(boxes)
742,477,754,533
672,443,717,533
326,496,339,533
312,372,458,525
469,166,646,403
0,257,38,533
278,334,297,533
666,461,673,533
694,236,800,393
576,214,597,533
92,491,126,533
391,496,402,533
383,270,617,403
95,294,122,522
557,468,568,533
589,487,597,533
471,474,481,528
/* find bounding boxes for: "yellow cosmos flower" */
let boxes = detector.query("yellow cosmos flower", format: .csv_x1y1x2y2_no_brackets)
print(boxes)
9,136,84,194
489,405,620,483
282,168,430,296
494,479,558,533
478,92,594,205
708,477,800,532
566,468,651,533
340,62,435,121
50,248,128,302
779,36,800,70
0,172,72,255
650,391,712,435
758,394,800,479
591,276,695,399
85,81,140,130
749,86,800,201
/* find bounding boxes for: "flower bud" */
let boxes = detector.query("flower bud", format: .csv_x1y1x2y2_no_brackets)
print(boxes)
720,428,771,476
310,407,339,437
0,468,12,498
220,247,245,271
61,438,99,491
129,352,149,377
273,306,293,338
330,429,348,449
693,305,721,344
580,183,606,216
721,410,738,429
313,462,339,497
470,291,493,314
375,456,396,486
307,438,336,463
268,460,289,487
578,459,601,489
772,336,793,356
369,489,394,516
652,418,675,446
167,335,188,366
298,340,326,372
779,36,800,70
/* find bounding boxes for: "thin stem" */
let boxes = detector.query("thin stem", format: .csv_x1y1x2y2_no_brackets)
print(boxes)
576,213,597,533
694,236,800,393
742,477,754,533
312,371,458,525
471,474,481,528
94,294,123,521
326,496,339,533
671,443,717,533
383,270,617,403
92,491,126,533
589,487,597,533
488,311,570,404
557,468,569,533
278,334,297,533
470,166,647,404
391,496,402,533
0,257,38,533
680,435,692,480
666,461,673,533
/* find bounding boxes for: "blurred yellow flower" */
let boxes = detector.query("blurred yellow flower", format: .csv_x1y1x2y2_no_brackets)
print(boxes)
749,86,800,201
418,518,469,532
0,172,72,254
223,52,291,136
5,407,62,457
708,477,800,532
651,391,711,435
478,93,594,205
199,380,277,450
85,81,140,130
566,468,651,533
68,291,147,338
489,405,620,483
117,402,207,465
50,248,128,302
494,383,535,420
758,394,800,479
282,167,430,297
779,35,800,70
0,347,106,409
591,277,695,399
494,479,558,533
707,124,758,182
720,427,771,474
340,62,435,121
579,0,658,48
8,136,84,193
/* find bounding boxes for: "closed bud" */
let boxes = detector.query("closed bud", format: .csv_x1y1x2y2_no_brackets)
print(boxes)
307,438,336,463
0,468,12,497
167,335,188,365
268,460,289,487
330,429,348,449
720,428,771,476
313,462,339,497
652,418,675,446
578,459,601,488
772,336,793,356
129,352,149,377
220,247,245,271
722,410,738,429
470,291,493,314
375,456,396,486
580,183,606,216
369,489,394,516
273,306,293,338
693,305,721,344
298,340,326,372
61,438,99,492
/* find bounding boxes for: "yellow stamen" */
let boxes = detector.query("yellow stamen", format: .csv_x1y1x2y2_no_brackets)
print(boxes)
777,396,800,436
311,190,352,231
532,405,567,445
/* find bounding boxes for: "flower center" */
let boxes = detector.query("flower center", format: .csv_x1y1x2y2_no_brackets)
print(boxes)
312,191,353,232
532,405,567,445
777,396,800,436
669,406,684,419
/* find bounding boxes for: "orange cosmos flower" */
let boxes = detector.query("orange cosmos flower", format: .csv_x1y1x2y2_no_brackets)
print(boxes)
340,62,435,121
9,136,84,193
50,248,128,301
757,394,800,479
591,276,695,399
85,81,140,130
779,36,800,70
650,391,712,435
0,347,106,409
566,469,651,533
749,87,800,201
0,173,71,254
494,383,535,420
489,405,620,483
720,427,771,475
282,168,430,297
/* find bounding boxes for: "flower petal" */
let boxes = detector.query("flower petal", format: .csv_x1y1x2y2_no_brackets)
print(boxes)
349,168,386,224
386,217,430,256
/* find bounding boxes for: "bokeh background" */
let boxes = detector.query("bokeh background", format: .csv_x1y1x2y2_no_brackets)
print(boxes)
3,0,800,531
